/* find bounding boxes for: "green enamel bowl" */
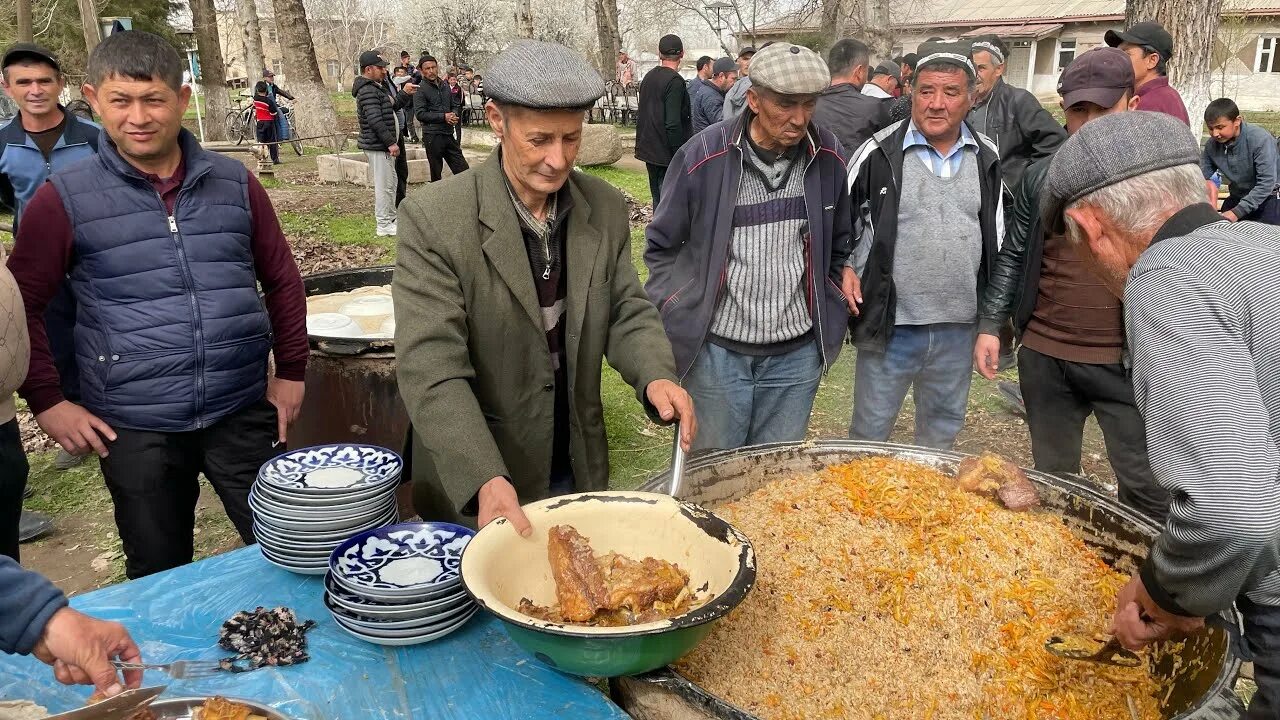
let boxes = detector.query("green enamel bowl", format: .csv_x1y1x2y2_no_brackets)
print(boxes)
460,491,756,677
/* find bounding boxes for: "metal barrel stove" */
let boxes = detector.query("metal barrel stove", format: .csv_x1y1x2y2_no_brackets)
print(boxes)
292,266,412,517
615,440,1243,720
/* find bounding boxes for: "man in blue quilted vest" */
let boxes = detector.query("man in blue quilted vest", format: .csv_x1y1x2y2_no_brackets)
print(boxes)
7,31,309,579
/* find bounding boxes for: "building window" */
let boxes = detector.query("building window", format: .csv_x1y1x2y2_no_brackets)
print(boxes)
271,59,284,76
1056,39,1077,71
1257,37,1280,72
327,60,340,78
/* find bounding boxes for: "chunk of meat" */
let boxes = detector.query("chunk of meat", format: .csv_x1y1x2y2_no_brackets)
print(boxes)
954,454,1041,511
955,457,1001,493
547,525,609,622
600,554,689,612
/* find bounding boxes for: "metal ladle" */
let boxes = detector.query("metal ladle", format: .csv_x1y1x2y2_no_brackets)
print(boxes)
667,421,686,498
1044,634,1142,667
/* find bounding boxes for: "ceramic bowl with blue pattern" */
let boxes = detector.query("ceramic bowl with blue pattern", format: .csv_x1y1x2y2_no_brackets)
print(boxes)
330,522,474,599
257,444,403,495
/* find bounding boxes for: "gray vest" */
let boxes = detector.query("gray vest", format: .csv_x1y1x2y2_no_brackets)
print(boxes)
892,150,983,325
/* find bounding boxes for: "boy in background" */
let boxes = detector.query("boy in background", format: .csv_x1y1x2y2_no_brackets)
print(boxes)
1201,97,1280,224
252,81,280,164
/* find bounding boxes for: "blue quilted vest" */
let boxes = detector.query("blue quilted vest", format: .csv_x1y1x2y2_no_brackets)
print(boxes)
49,129,272,432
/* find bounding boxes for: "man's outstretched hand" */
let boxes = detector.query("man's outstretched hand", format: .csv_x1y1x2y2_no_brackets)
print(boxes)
32,607,143,697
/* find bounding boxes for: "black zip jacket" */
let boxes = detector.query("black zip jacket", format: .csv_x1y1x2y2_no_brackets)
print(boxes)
978,156,1050,337
812,83,889,157
635,67,691,166
969,78,1065,193
414,78,454,136
846,119,1004,351
352,75,409,151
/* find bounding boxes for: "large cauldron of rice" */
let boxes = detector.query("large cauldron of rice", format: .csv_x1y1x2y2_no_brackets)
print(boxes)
618,441,1241,720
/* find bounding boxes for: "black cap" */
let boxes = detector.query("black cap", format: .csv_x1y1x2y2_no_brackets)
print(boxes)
712,57,736,75
901,52,919,70
871,60,900,83
1058,47,1135,109
359,50,389,69
1105,21,1174,60
2,42,60,73
659,34,683,57
737,46,756,59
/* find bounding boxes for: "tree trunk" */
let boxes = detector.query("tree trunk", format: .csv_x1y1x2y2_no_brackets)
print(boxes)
270,0,341,143
16,0,33,43
821,0,848,48
76,0,101,58
863,0,893,60
239,0,266,84
593,0,622,77
515,0,534,39
189,0,231,141
1126,0,1221,133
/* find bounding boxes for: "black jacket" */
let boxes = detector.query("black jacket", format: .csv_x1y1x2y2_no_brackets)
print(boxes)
414,78,455,136
968,78,1065,193
352,75,409,151
635,66,691,166
812,83,889,156
978,156,1050,337
846,119,1004,350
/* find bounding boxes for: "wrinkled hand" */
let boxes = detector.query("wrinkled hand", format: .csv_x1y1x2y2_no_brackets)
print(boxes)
840,267,862,317
1222,210,1239,222
645,379,696,452
32,607,142,697
1109,574,1205,651
973,333,1002,380
477,476,531,537
266,377,305,444
35,401,116,458
389,144,400,158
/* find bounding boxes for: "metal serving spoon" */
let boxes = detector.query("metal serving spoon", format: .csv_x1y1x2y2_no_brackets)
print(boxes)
1044,633,1142,667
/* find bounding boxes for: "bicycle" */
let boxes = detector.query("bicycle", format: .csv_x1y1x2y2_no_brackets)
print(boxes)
277,100,303,156
224,98,255,146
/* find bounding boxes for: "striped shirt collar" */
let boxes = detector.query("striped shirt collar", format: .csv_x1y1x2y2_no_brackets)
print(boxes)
1151,203,1228,245
902,120,978,178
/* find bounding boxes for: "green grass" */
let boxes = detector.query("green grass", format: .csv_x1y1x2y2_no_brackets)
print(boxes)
278,206,396,261
580,166,651,205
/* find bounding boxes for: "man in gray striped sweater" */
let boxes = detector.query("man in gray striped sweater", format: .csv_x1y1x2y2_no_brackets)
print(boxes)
1046,110,1280,719
646,42,859,451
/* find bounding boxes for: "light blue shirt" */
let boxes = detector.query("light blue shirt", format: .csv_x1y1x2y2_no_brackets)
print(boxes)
902,120,978,179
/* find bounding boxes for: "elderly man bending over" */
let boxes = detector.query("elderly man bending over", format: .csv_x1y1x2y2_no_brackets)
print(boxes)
645,42,858,452
1044,110,1280,719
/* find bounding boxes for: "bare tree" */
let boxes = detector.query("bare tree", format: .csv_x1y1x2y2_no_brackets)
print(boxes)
1126,0,1221,133
515,0,535,39
592,0,623,75
400,0,504,68
190,0,232,140
239,0,266,82
306,0,392,84
269,0,340,140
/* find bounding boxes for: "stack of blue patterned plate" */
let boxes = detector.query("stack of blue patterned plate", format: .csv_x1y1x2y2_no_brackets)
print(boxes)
324,522,478,645
250,444,402,575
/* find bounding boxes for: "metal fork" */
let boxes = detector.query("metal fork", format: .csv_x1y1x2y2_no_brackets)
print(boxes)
111,659,223,680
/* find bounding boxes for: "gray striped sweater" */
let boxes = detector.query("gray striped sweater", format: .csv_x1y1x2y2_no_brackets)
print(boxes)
1127,204,1280,616
708,137,812,348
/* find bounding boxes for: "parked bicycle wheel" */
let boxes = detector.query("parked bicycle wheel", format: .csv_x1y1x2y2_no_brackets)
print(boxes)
287,112,303,156
224,109,243,142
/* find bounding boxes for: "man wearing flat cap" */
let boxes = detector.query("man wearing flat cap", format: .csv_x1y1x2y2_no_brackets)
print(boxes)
393,40,696,535
861,60,899,100
1043,110,1280,718
1105,21,1189,125
973,48,1169,524
646,42,858,451
845,41,1004,450
968,34,1065,198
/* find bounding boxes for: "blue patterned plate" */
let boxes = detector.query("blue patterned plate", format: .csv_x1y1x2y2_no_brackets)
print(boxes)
258,444,403,494
330,522,474,597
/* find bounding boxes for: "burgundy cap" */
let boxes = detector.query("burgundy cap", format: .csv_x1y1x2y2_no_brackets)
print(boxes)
1057,47,1135,109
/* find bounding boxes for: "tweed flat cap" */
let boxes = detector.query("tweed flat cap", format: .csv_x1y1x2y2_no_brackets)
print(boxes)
748,43,829,95
483,40,605,109
1042,111,1200,233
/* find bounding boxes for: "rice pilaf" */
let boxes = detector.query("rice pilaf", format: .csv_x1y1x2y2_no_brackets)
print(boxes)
674,457,1170,720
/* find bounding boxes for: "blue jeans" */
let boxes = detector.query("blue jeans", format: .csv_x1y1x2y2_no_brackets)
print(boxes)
850,323,976,450
683,341,822,452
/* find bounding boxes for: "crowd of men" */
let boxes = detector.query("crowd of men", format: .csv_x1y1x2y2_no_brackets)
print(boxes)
4,20,1280,717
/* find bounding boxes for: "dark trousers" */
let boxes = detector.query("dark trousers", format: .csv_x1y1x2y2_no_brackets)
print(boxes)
0,419,29,562
1017,347,1169,522
1242,598,1280,719
99,398,279,579
1224,193,1280,225
255,121,279,164
394,140,409,207
423,133,469,182
646,163,667,208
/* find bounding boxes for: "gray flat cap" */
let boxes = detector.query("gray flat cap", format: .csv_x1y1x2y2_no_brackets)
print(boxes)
1042,111,1200,233
871,60,900,83
748,42,829,95
483,40,605,109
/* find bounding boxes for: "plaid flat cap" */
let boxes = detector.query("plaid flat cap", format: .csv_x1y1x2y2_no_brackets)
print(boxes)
484,40,605,109
748,43,829,95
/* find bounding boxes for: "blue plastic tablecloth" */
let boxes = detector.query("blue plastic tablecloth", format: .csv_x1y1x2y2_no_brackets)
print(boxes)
0,547,628,719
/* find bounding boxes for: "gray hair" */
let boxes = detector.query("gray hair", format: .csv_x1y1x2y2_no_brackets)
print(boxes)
1063,164,1206,245
87,30,183,92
